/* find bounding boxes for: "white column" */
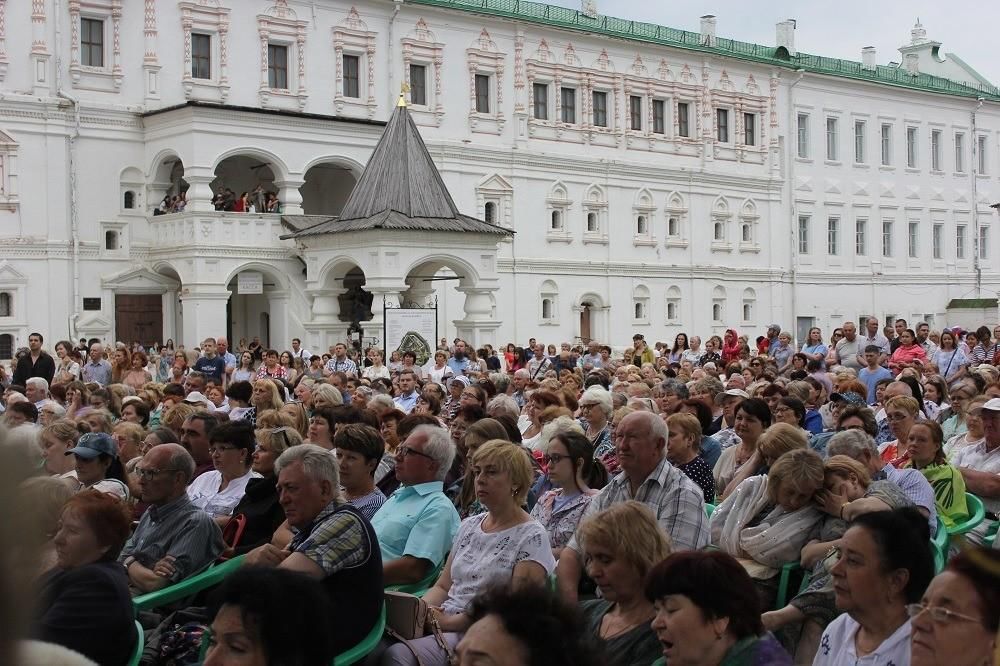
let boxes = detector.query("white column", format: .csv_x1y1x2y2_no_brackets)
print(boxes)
181,288,230,346
184,172,216,212
303,287,348,351
454,287,500,348
161,290,178,344
275,178,304,215
267,291,291,349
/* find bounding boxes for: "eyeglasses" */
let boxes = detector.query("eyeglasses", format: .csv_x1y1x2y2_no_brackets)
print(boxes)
905,603,982,625
208,445,238,455
886,412,911,423
543,453,570,465
397,446,435,461
135,467,181,480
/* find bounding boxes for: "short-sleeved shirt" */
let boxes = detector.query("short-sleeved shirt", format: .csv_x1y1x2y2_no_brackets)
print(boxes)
119,494,224,584
81,359,113,385
814,614,911,666
530,489,596,551
446,356,471,376
677,456,715,504
834,337,863,370
859,366,893,405
192,356,227,383
441,513,555,615
567,456,709,554
371,482,460,566
324,357,358,376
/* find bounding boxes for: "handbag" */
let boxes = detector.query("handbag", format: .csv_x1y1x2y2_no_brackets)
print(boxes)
383,591,457,666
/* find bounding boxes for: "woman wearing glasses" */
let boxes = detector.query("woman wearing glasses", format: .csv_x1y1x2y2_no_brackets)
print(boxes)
825,329,845,368
812,507,934,666
186,421,261,528
530,429,602,560
910,548,999,666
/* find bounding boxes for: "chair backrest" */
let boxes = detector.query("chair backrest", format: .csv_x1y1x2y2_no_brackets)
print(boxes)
128,620,144,666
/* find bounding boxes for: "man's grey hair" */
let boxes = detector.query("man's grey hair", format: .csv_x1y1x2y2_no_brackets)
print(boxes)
25,377,49,394
411,425,456,481
513,368,529,380
486,394,519,421
827,429,878,460
489,373,510,394
369,394,395,411
165,445,196,484
630,410,669,446
275,443,341,492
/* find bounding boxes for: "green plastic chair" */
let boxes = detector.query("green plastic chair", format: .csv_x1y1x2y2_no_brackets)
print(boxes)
333,603,387,666
385,559,445,598
931,516,949,572
705,503,715,518
133,554,247,612
774,561,803,610
127,619,143,666
946,493,986,536
984,521,998,549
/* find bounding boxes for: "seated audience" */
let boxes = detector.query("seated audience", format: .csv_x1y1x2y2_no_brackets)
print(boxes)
187,420,261,528
557,411,709,603
904,421,970,531
909,548,999,666
333,423,387,519
450,418,509,519
645,550,792,665
39,419,82,484
33,490,136,666
382,439,555,665
244,444,382,654
456,584,601,666
950,397,1000,545
814,507,934,666
578,501,669,665
371,425,459,587
203,567,336,666
665,412,716,503
714,398,772,498
66,432,130,500
119,444,224,593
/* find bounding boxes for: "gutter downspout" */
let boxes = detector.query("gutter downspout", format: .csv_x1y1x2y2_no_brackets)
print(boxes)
787,69,805,341
387,0,402,104
972,97,984,297
54,0,82,342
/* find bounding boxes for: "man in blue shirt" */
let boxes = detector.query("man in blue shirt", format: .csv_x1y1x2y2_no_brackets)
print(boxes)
192,338,227,384
858,345,893,405
371,425,459,586
392,370,420,414
446,340,471,376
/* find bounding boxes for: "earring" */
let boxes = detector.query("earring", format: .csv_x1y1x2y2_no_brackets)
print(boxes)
511,487,518,496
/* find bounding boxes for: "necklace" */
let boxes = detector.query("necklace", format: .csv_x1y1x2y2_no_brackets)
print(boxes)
600,605,655,640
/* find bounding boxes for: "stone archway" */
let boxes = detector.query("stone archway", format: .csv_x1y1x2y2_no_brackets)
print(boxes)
404,255,497,348
299,160,359,215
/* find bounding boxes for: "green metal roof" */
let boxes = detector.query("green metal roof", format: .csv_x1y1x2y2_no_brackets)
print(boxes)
408,0,1000,101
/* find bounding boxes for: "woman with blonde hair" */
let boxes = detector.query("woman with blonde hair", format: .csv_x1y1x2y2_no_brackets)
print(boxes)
248,377,284,427
39,419,82,483
385,439,554,665
578,501,670,666
161,402,197,434
880,395,922,466
452,418,510,519
280,401,309,439
310,383,344,411
757,422,809,466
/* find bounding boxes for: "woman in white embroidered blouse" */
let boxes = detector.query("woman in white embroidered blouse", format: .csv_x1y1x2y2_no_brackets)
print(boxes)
381,439,555,666
186,421,261,529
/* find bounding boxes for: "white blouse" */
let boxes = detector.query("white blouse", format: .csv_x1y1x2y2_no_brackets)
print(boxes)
186,468,261,517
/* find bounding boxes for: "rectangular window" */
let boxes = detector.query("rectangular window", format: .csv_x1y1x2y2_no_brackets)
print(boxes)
978,135,988,174
653,100,666,134
668,216,679,236
532,82,548,120
955,132,965,172
716,108,729,143
906,126,918,168
410,64,427,105
798,216,810,254
856,218,867,255
797,113,809,158
957,225,967,259
854,120,866,163
192,33,211,80
908,221,919,258
81,18,104,68
629,96,643,131
828,217,840,255
932,223,943,259
592,91,608,127
744,112,756,146
560,87,576,123
931,130,942,171
267,44,289,89
882,219,893,257
474,74,490,113
826,117,839,161
677,102,690,137
343,54,360,98
980,227,989,259
881,123,892,166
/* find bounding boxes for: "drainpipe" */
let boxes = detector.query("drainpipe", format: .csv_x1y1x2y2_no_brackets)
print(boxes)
387,0,402,104
54,0,82,342
786,69,804,341
972,97,984,296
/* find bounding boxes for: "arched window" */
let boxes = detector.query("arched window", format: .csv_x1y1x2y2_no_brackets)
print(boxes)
587,211,598,232
123,190,136,209
712,286,727,323
742,288,756,324
632,285,650,324
551,210,562,230
634,302,645,319
712,303,722,322
0,333,11,359
105,230,119,251
541,298,553,320
484,201,496,224
741,223,752,242
743,302,753,321
668,216,679,236
0,292,10,317
636,215,647,235
666,286,681,324
713,221,725,241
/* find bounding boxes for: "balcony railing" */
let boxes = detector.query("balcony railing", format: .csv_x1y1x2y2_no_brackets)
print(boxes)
148,211,295,250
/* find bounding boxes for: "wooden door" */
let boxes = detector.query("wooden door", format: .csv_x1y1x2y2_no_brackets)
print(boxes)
580,304,592,343
115,294,163,347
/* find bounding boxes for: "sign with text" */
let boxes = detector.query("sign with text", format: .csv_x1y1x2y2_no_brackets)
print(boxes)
237,272,263,295
385,308,436,366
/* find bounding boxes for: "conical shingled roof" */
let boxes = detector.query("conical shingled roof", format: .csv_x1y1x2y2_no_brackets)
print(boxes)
282,101,512,238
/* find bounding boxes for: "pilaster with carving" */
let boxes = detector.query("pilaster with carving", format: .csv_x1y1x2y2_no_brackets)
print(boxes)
0,0,8,81
30,0,49,91
143,0,161,99
466,28,505,135
401,19,444,127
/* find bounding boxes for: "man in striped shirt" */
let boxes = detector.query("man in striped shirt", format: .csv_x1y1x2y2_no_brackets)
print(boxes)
324,342,358,377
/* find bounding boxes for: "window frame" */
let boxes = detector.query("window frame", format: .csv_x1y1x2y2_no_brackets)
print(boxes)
828,216,840,255
957,225,967,259
743,112,756,146
677,102,690,138
592,90,609,128
979,226,989,260
474,73,490,114
629,95,643,132
906,126,918,169
881,123,893,166
716,108,730,143
826,117,839,161
267,43,290,90
882,219,894,257
932,223,943,259
797,113,809,158
798,215,810,254
855,218,867,255
977,135,988,174
410,63,428,106
908,221,919,258
560,87,576,124
854,120,866,164
653,99,666,135
80,17,106,69
191,33,212,81
955,132,966,172
931,129,942,171
532,82,549,121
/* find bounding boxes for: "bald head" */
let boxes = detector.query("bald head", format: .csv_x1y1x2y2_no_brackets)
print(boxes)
884,381,913,401
140,443,195,503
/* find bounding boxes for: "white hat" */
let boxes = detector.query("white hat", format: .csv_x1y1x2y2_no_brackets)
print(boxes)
970,397,1000,415
183,391,211,408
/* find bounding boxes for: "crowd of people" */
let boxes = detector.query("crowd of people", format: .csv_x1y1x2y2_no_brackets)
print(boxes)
151,184,282,216
2,321,999,666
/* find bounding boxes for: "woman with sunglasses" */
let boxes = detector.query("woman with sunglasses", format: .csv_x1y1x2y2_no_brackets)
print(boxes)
187,420,261,528
530,429,604,560
825,329,845,367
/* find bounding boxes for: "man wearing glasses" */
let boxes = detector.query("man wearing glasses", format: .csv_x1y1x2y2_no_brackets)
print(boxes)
118,443,224,594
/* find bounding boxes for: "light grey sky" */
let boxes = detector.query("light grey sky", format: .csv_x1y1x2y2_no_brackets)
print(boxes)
548,0,1000,86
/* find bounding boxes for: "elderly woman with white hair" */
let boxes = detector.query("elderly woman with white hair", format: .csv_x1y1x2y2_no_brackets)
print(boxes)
577,386,614,459
310,383,344,411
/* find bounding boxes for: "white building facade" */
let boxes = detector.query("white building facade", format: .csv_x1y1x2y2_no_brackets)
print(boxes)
0,0,997,356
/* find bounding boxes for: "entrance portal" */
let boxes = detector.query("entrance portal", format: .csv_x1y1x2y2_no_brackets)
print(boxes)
115,294,163,347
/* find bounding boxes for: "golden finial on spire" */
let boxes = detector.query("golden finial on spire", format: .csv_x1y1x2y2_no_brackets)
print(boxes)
398,82,410,107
